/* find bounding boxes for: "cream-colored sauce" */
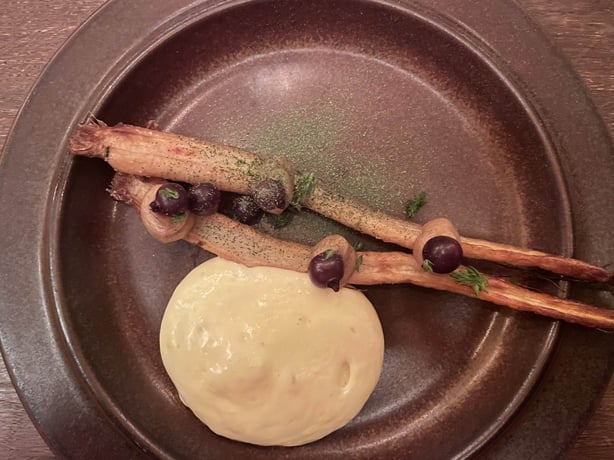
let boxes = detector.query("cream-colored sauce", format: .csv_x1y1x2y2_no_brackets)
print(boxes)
160,257,384,446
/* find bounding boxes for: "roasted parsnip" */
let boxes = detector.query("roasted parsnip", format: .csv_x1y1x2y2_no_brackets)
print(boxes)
110,173,614,330
71,121,613,285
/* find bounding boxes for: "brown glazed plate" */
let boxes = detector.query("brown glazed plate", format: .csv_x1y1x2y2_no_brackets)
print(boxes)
1,0,613,459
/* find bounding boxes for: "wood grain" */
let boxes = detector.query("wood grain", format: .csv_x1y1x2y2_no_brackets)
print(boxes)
516,2,614,457
0,0,612,458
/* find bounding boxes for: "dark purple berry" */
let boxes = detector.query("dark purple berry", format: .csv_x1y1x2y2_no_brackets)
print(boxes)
150,182,188,217
188,183,221,216
230,194,263,225
253,179,286,212
422,236,463,274
308,250,344,292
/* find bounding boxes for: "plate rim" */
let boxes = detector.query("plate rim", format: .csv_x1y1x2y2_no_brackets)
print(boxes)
0,0,613,459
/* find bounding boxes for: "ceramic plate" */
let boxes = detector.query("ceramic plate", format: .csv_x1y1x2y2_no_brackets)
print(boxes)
1,1,613,458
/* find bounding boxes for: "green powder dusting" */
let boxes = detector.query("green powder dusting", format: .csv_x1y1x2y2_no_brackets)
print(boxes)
238,101,406,215
214,96,415,248
238,102,359,245
323,166,406,215
244,102,341,173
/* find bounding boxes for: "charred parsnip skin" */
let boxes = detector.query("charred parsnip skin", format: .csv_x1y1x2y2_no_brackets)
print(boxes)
110,173,614,330
311,235,357,289
71,122,613,285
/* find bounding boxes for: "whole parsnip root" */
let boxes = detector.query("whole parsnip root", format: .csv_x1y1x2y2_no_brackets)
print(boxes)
110,173,614,330
74,120,296,202
72,121,613,285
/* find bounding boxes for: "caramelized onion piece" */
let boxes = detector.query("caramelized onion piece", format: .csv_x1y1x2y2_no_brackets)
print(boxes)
310,235,358,289
140,186,195,243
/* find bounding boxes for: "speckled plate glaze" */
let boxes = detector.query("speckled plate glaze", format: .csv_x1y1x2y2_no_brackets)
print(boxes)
1,1,613,459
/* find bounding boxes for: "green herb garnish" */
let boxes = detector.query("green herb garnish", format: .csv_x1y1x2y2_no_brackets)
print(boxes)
171,213,187,224
422,259,433,272
355,255,364,272
268,212,292,229
323,249,337,260
353,241,364,251
290,172,316,210
160,187,180,199
450,266,488,296
404,191,426,219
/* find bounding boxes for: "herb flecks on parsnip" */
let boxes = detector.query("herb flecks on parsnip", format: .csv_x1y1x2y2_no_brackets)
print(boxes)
70,121,614,286
111,173,614,330
71,120,296,206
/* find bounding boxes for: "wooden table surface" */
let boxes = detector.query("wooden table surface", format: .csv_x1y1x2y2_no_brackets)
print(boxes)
1,0,613,458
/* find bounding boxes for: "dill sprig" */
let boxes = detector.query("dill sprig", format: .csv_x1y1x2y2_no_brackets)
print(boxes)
355,255,364,272
171,213,187,224
268,212,292,229
450,266,489,296
160,187,180,199
422,259,433,272
290,172,316,211
404,191,426,219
